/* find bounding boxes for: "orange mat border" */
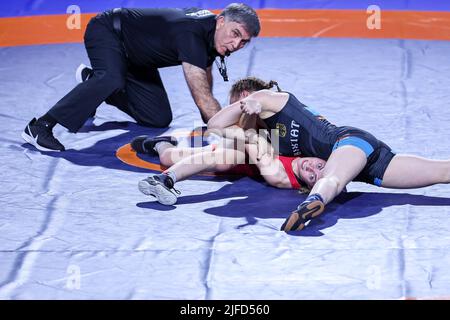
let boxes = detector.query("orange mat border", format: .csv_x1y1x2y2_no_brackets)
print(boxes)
1,9,450,47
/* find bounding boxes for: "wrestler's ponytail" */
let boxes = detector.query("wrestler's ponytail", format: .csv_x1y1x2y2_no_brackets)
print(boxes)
267,80,281,92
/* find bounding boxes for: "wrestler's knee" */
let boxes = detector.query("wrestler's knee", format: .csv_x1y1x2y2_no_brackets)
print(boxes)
320,175,343,192
159,149,175,166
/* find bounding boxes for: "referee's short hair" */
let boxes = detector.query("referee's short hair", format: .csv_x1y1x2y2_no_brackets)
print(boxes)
218,3,261,37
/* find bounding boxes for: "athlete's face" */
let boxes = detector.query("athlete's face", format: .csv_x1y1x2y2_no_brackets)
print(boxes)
214,16,251,56
295,157,326,188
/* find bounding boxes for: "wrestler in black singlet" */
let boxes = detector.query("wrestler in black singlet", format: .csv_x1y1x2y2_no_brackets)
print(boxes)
263,93,396,186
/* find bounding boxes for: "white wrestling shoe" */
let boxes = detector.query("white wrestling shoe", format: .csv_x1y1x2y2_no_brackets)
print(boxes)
138,174,180,205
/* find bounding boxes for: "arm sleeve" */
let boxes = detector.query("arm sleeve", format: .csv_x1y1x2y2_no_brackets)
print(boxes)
176,32,210,70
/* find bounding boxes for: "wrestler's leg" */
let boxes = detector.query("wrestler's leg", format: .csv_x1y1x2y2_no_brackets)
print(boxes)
162,145,245,181
138,146,245,205
282,145,367,231
158,136,241,167
159,145,214,167
381,154,450,188
311,145,367,204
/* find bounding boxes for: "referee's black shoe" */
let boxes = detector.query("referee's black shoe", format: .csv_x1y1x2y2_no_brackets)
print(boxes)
130,135,177,155
22,118,65,152
75,63,93,83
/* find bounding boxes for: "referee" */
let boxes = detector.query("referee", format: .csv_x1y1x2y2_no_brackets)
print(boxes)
22,3,260,151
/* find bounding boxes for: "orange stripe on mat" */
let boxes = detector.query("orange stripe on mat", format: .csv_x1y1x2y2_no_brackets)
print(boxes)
0,14,96,47
116,142,260,177
115,143,215,176
1,9,450,47
259,9,450,40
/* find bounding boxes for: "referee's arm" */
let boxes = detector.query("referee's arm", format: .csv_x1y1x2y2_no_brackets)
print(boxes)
182,62,221,123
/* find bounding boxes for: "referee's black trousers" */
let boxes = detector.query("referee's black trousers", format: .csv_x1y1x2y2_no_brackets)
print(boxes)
48,12,172,133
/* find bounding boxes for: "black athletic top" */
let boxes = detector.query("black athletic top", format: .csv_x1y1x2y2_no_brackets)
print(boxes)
263,93,339,158
263,92,396,185
119,8,219,69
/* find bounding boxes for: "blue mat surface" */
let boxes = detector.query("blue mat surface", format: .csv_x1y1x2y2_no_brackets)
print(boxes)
1,37,450,299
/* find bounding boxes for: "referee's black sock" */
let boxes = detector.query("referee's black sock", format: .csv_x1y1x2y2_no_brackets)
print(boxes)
37,113,57,128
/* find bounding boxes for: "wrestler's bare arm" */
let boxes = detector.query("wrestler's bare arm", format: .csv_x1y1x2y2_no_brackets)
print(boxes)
208,90,283,129
244,131,291,189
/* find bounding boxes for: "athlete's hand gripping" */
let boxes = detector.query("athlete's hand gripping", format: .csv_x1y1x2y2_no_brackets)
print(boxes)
240,99,262,115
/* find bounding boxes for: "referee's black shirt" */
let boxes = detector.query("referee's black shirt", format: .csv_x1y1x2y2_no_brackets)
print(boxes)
120,8,219,69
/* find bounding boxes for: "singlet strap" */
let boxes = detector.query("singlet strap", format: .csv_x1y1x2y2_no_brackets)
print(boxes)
277,156,302,189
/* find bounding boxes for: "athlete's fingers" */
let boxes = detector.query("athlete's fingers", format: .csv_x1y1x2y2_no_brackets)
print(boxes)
243,104,258,115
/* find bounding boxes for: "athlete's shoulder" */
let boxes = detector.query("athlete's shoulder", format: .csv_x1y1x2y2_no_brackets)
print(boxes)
251,89,288,99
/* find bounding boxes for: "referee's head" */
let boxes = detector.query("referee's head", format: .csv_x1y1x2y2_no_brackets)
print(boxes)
214,3,260,56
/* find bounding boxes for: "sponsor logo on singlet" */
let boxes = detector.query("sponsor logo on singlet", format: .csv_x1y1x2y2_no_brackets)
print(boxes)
276,123,286,138
290,120,301,156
